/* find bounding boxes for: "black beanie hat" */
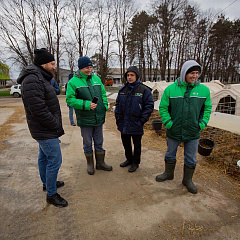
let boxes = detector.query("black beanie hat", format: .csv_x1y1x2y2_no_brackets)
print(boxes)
186,66,201,75
78,56,93,69
34,48,55,65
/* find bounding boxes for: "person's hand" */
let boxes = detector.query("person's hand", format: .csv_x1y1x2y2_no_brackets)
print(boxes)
90,102,97,110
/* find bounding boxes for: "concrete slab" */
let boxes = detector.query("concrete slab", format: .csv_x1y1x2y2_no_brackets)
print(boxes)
107,92,118,100
0,108,15,125
208,112,240,135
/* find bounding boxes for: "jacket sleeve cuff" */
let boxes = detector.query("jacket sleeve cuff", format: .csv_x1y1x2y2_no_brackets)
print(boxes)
85,100,91,110
105,104,109,111
199,122,206,130
165,120,173,129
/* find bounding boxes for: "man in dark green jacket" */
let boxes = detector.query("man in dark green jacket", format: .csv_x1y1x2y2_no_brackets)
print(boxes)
156,60,212,194
66,56,112,175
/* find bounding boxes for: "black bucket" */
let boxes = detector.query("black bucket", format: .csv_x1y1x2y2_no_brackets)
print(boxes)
198,138,215,156
152,119,162,131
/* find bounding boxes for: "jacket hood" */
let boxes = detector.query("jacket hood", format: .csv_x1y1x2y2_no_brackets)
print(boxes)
17,64,39,84
179,60,201,86
17,64,53,84
124,66,140,81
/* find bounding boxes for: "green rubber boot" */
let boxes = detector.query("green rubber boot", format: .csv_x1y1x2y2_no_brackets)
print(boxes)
156,161,176,182
182,164,198,194
85,152,95,175
95,151,112,171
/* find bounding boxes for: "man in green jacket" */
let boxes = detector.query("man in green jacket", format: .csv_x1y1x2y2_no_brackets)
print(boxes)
66,56,112,175
156,60,212,194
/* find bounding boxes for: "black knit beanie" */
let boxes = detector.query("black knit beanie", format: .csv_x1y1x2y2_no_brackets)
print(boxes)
186,66,201,75
78,56,93,69
34,48,55,65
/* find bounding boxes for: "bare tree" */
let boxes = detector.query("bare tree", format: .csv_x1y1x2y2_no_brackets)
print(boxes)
37,0,68,81
62,41,77,72
37,0,54,53
114,0,136,83
152,0,183,81
53,0,68,81
93,0,116,82
0,0,37,66
67,0,93,58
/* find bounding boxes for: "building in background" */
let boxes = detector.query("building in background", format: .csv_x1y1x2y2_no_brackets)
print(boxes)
0,61,10,88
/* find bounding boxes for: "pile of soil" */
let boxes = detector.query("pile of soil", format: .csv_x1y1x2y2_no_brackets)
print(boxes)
200,126,240,180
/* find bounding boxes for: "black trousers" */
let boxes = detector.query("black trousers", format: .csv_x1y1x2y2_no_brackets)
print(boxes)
121,133,142,164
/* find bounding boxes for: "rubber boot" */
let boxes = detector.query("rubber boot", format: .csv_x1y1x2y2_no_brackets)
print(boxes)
182,164,198,194
156,161,176,182
95,151,112,171
85,152,95,175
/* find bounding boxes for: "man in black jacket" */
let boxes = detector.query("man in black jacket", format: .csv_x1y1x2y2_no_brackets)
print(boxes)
17,48,68,207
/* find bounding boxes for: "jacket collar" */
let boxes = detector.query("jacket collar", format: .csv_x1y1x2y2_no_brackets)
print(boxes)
75,69,93,79
176,78,200,87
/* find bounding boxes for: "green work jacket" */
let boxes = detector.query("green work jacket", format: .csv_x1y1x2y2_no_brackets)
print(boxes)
159,79,212,142
66,70,108,127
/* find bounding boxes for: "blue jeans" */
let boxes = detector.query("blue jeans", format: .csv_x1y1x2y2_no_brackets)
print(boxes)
165,138,199,167
80,125,104,154
37,138,62,196
68,105,75,124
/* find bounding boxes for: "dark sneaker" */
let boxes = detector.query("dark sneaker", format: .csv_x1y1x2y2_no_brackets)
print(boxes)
43,181,65,191
71,123,76,126
128,164,139,172
120,160,132,167
47,193,68,207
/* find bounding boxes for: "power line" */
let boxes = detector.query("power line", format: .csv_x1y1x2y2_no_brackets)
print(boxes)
212,0,239,20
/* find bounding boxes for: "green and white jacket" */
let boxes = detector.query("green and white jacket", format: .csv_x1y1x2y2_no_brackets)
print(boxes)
159,61,212,142
66,70,108,127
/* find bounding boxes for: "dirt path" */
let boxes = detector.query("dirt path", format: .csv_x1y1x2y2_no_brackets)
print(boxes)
0,96,239,240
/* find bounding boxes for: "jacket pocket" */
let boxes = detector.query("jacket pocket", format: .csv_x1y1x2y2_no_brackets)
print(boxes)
129,116,142,132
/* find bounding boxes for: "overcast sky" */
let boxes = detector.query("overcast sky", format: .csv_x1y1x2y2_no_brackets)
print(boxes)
137,0,240,21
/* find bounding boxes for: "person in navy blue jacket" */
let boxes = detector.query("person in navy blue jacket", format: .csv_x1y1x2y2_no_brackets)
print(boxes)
50,78,60,95
115,66,154,172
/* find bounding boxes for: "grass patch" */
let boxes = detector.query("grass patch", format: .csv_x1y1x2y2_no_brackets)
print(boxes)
0,90,10,97
105,86,120,92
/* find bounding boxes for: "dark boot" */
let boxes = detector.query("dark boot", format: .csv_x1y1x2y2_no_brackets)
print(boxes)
47,193,68,207
128,163,139,172
85,152,95,175
120,160,132,167
182,164,198,194
95,151,112,171
156,161,176,182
